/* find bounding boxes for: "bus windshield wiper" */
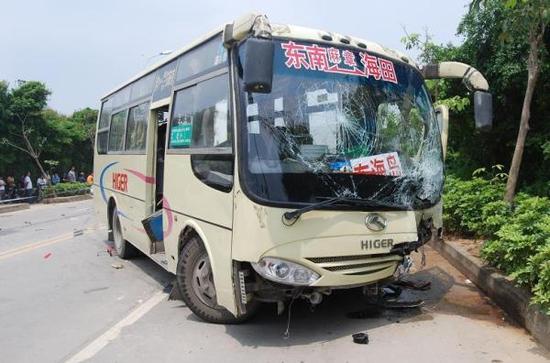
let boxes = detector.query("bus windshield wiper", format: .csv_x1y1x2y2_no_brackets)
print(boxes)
282,196,403,225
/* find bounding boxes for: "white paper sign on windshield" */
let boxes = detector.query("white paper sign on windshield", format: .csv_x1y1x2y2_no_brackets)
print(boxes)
350,152,403,176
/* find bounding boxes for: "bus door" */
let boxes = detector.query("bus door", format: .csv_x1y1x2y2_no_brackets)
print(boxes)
154,107,169,212
143,106,169,255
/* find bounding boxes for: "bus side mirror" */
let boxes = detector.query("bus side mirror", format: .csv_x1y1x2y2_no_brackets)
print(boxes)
435,105,449,160
243,38,273,93
474,91,493,130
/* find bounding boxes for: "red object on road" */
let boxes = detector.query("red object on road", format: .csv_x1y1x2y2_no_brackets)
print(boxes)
43,252,52,259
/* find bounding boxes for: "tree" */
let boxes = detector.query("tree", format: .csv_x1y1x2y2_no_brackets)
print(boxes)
471,0,549,202
70,107,98,146
402,1,550,197
0,81,51,178
39,108,97,175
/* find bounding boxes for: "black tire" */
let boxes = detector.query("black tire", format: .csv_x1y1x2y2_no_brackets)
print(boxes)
176,236,258,324
111,206,138,259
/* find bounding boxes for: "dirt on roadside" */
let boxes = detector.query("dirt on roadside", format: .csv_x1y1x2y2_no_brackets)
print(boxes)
444,234,485,258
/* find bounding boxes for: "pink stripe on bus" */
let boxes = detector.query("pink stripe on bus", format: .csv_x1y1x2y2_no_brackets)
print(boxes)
125,169,155,184
162,197,174,239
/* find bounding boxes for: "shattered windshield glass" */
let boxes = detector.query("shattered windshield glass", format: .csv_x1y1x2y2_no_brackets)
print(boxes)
237,39,443,209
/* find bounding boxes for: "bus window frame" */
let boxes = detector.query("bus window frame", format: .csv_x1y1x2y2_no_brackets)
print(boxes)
124,101,151,154
96,99,111,155
166,66,232,156
104,99,153,156
96,32,228,157
107,109,129,154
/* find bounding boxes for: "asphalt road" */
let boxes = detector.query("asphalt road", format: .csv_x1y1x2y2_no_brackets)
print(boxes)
0,200,548,363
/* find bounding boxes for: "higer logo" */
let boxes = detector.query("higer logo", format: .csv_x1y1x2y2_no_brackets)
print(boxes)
361,239,394,250
112,172,128,192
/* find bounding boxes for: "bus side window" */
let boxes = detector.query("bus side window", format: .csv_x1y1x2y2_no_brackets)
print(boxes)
97,131,109,154
125,102,149,152
108,110,128,152
170,73,233,192
97,99,112,154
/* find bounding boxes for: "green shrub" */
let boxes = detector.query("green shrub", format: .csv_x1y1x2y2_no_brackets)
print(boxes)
443,175,505,236
531,245,550,313
481,199,550,311
444,175,550,314
42,182,90,198
480,200,512,236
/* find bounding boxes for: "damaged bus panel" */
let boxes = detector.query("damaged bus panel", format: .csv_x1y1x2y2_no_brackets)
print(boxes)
93,13,492,323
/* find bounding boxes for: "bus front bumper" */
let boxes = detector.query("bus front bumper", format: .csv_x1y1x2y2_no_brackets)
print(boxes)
251,253,403,289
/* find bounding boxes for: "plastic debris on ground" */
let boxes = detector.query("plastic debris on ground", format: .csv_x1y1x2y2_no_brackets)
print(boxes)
352,332,369,345
168,281,183,301
97,245,115,257
393,278,431,291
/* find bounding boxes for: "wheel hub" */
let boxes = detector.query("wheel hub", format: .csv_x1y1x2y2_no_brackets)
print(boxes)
113,213,123,251
192,255,218,308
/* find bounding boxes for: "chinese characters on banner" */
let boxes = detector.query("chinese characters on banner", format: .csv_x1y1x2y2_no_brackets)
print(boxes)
350,152,403,176
281,41,398,84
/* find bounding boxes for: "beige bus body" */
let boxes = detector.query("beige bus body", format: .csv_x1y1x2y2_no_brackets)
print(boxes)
93,14,489,319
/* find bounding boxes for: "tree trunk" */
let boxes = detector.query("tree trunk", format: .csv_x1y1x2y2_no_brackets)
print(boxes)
504,30,542,203
32,156,48,180
21,129,48,179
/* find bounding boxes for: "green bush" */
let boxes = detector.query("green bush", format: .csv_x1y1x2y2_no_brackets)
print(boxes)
480,200,512,236
531,245,550,313
42,182,90,198
443,175,506,236
481,201,550,278
444,175,550,314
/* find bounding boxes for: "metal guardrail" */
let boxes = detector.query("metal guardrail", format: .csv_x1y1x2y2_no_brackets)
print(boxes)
0,196,35,204
0,186,91,204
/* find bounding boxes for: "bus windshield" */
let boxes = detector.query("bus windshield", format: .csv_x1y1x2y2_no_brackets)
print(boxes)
238,39,443,210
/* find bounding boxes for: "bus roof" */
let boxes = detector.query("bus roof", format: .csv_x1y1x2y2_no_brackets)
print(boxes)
101,20,417,101
101,26,224,100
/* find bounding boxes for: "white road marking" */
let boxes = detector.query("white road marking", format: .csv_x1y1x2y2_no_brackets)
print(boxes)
0,225,100,260
65,290,168,363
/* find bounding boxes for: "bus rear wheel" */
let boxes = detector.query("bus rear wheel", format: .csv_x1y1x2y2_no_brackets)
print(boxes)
111,206,138,259
176,236,257,324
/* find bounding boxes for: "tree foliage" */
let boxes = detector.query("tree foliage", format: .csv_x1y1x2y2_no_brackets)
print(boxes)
0,81,97,178
403,0,550,196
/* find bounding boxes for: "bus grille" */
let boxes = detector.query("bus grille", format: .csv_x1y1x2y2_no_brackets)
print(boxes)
306,254,402,276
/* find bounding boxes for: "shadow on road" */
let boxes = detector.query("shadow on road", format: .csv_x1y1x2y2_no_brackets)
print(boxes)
100,238,173,288
105,239,513,349
222,265,458,347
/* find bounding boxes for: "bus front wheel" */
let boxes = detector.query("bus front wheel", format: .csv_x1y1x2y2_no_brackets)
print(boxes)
176,236,257,324
111,206,138,259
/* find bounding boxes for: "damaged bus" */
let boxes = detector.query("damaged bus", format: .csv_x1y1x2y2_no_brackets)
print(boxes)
93,13,492,323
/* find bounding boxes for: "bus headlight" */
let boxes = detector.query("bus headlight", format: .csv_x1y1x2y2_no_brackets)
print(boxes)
251,257,320,286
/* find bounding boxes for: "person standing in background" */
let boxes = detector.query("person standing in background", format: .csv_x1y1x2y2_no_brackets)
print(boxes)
67,166,76,182
24,171,33,199
36,175,47,200
6,176,15,199
86,173,94,186
78,172,86,183
51,172,60,185
0,177,5,200
37,175,47,189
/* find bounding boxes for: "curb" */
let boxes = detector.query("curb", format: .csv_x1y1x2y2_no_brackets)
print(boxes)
429,238,550,350
42,194,92,204
0,203,30,214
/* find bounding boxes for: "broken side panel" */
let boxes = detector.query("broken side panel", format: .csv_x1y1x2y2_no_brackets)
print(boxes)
142,209,164,253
